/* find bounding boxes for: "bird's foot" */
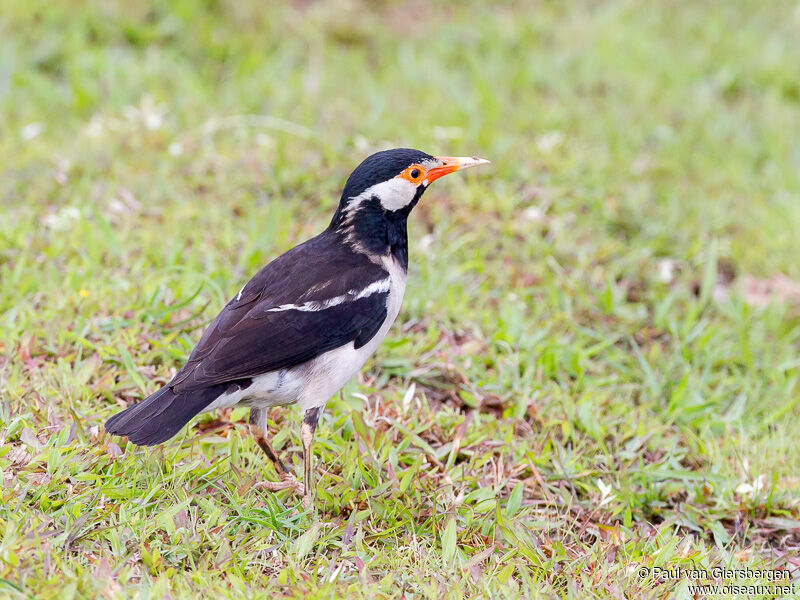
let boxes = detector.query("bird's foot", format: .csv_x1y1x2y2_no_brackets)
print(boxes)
254,471,304,495
253,474,313,509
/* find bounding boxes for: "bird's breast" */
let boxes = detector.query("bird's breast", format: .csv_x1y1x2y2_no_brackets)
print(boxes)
381,253,407,324
295,255,406,411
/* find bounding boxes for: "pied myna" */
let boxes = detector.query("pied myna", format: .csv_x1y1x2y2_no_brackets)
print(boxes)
105,148,489,506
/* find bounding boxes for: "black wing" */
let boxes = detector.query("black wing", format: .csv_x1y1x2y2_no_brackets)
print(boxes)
169,232,390,393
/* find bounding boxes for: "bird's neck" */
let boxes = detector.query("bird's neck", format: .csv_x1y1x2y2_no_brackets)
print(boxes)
329,195,413,270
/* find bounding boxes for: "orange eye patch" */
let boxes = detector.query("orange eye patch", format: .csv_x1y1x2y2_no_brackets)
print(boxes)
398,164,426,184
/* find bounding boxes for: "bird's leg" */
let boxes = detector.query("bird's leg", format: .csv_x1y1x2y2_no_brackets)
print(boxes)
300,407,321,508
249,408,302,495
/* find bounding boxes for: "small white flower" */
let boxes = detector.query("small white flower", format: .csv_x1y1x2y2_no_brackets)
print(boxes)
536,131,564,153
144,112,163,131
43,206,82,230
419,234,435,253
108,199,128,215
141,95,165,130
657,259,675,283
124,95,167,131
597,478,615,507
522,206,544,222
353,135,370,152
736,474,766,496
85,115,105,138
168,142,183,156
255,133,274,147
21,123,44,141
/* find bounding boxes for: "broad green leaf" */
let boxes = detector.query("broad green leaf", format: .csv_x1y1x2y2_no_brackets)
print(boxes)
506,482,524,516
441,517,457,562
292,523,321,561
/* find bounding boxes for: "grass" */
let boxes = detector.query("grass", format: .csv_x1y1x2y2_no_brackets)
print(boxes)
2,0,800,597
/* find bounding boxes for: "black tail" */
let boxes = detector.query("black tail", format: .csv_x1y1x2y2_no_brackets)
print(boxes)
105,383,226,446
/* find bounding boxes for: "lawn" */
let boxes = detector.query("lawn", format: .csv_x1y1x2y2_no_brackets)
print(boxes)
2,0,800,598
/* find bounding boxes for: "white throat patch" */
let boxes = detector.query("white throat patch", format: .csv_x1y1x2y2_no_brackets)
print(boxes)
337,172,425,258
362,177,418,211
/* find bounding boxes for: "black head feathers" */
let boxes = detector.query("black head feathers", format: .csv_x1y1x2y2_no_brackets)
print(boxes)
340,148,434,200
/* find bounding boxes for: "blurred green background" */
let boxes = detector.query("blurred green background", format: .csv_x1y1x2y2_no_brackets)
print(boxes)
2,1,800,598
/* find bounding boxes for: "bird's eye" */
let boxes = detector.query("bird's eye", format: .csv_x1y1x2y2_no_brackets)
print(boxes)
400,165,425,184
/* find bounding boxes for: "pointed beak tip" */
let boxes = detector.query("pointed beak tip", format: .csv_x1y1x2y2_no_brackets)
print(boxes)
426,155,490,183
458,156,490,171
435,156,491,169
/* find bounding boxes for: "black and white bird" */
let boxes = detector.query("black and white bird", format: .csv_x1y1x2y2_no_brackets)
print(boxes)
105,148,489,506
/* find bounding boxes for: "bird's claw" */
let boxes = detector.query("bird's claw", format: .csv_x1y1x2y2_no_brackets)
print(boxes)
254,471,304,495
253,475,313,509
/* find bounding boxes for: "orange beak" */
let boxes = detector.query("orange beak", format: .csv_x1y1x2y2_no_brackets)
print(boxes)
425,156,490,185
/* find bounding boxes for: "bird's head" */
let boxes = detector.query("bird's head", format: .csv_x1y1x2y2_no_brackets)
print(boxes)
330,148,489,258
339,148,489,213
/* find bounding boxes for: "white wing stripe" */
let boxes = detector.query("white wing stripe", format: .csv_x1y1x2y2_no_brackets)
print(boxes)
265,278,391,313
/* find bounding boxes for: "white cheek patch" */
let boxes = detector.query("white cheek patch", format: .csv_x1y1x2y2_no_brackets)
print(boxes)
363,178,418,211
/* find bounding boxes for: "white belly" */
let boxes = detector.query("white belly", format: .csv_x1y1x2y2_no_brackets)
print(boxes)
296,254,406,410
202,368,305,412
